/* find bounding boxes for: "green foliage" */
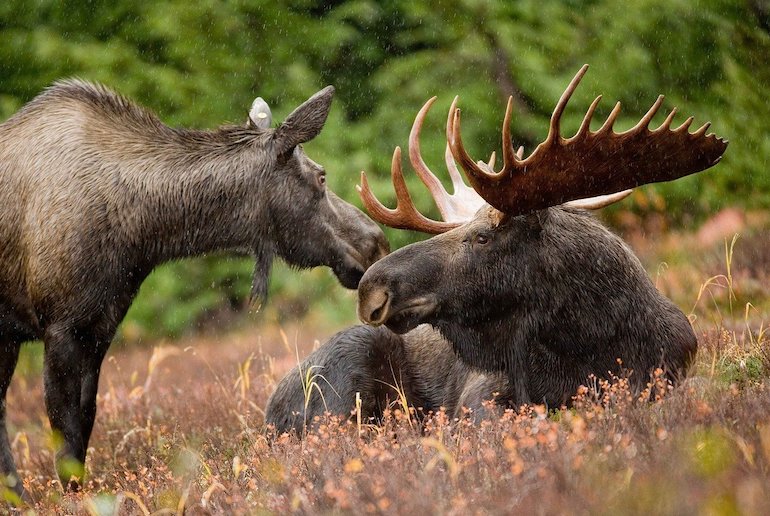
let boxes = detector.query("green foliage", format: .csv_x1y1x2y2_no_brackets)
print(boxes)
1,0,767,339
15,342,44,377
683,427,737,478
120,255,254,341
718,354,767,385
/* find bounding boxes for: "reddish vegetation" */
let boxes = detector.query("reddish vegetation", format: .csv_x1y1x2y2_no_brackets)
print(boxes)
5,223,770,514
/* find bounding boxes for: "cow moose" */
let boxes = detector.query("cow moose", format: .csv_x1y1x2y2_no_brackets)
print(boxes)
266,65,728,435
0,81,389,495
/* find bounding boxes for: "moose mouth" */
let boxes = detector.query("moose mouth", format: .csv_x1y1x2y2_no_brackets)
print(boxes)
385,301,436,334
361,293,437,334
333,250,371,289
333,239,389,290
334,262,366,289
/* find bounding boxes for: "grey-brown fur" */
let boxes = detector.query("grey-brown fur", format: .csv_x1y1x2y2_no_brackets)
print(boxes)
265,325,506,433
266,206,696,434
0,80,388,494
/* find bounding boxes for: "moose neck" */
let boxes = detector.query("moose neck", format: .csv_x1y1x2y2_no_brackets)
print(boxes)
435,209,695,405
434,317,533,404
109,128,275,267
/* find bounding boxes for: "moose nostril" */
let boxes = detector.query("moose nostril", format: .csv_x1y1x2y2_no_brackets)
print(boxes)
359,288,391,325
370,300,386,322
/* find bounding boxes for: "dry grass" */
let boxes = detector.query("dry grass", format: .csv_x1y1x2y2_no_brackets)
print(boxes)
5,221,770,514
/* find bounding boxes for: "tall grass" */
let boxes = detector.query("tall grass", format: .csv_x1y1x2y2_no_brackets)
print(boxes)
3,228,769,513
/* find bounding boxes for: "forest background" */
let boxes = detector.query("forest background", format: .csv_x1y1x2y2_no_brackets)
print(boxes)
1,0,767,341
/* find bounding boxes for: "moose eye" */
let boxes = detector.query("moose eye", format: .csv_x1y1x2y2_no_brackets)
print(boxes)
317,172,326,187
474,234,490,245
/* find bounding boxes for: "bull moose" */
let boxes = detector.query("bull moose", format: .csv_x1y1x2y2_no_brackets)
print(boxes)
266,65,728,434
0,81,388,495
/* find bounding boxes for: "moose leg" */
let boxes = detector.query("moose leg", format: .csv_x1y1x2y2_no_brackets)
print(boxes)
79,339,111,449
42,325,86,490
0,341,22,498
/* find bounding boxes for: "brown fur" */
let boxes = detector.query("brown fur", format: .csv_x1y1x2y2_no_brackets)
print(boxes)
265,324,508,434
267,206,696,434
0,80,388,495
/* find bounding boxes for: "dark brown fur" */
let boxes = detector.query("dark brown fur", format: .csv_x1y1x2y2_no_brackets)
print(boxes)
0,80,388,494
266,206,696,434
265,324,507,433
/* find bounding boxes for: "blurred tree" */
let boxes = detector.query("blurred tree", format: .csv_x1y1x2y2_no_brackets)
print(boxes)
0,0,766,340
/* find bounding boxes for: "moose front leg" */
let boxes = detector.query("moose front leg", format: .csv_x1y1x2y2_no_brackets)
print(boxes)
0,341,22,499
79,340,111,450
43,326,86,490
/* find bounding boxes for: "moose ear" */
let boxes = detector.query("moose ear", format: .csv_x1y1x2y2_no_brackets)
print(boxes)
272,85,334,155
247,97,273,129
522,209,550,233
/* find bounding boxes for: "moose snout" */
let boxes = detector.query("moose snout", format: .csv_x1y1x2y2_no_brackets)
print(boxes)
353,215,390,269
365,229,390,267
358,285,391,326
336,227,389,289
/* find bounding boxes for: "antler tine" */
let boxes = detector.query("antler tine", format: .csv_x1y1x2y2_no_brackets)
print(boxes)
628,95,664,133
575,95,603,138
597,101,622,134
444,96,467,191
692,121,711,138
675,116,694,133
357,147,458,234
565,189,633,210
501,96,518,170
449,107,501,189
430,96,489,220
658,108,678,131
547,64,590,142
409,97,457,221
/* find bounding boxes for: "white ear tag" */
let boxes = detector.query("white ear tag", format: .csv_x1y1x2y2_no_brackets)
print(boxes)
248,97,272,129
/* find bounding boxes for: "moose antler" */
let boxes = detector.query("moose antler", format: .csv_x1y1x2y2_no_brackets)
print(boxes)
358,146,459,234
357,95,634,234
359,64,727,234
357,97,487,234
449,64,728,215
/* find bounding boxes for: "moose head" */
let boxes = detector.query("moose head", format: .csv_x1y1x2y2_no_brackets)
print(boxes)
240,86,390,296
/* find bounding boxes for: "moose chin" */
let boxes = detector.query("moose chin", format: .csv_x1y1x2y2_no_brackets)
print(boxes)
266,64,727,436
0,82,389,495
